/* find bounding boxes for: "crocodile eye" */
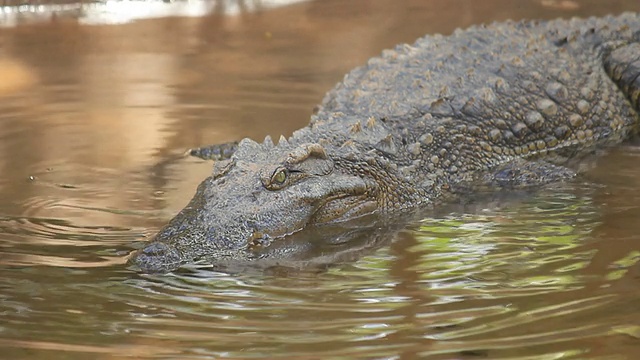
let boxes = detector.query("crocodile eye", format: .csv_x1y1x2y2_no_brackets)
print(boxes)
261,167,293,190
271,168,287,185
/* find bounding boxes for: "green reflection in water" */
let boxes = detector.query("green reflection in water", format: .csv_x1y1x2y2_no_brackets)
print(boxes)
405,188,599,296
606,250,640,281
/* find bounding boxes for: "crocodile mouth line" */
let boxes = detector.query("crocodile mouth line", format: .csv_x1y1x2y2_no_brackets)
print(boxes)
244,193,370,250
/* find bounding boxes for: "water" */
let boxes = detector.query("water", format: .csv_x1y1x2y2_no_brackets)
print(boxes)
1,0,640,358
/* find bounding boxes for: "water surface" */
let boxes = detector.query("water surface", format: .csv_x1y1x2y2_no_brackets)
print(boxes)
1,0,639,359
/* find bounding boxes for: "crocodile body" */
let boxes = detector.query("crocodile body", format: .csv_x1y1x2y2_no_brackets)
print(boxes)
130,13,640,273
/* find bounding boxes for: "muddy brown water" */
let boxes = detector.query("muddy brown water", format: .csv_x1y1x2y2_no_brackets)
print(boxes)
1,0,640,359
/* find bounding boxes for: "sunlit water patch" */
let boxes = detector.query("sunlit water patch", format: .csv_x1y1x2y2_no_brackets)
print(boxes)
0,0,312,27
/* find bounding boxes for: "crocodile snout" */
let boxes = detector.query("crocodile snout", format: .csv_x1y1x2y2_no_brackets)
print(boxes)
129,242,182,273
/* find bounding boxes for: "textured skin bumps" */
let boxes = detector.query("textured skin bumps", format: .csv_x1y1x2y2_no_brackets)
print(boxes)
314,14,640,196
131,13,640,273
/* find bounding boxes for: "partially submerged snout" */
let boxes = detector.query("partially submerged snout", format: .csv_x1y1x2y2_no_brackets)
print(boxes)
131,242,182,273
129,138,378,273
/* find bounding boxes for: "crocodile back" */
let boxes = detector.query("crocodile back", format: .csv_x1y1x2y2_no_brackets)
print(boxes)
604,42,640,112
314,13,640,183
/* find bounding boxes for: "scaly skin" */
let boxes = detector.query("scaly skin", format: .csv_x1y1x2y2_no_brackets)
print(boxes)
130,13,640,273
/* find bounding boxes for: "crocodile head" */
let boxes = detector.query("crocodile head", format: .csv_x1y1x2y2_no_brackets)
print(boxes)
130,138,379,273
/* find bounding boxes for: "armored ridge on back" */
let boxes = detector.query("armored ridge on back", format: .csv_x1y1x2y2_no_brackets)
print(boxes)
130,13,640,273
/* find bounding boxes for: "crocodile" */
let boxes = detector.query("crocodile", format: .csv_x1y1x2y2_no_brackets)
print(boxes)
129,13,640,273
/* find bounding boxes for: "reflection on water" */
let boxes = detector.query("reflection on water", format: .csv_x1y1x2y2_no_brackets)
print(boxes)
0,0,639,359
4,184,639,359
0,0,311,26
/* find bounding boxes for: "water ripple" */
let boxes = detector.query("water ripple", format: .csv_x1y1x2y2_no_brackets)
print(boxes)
1,171,638,359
